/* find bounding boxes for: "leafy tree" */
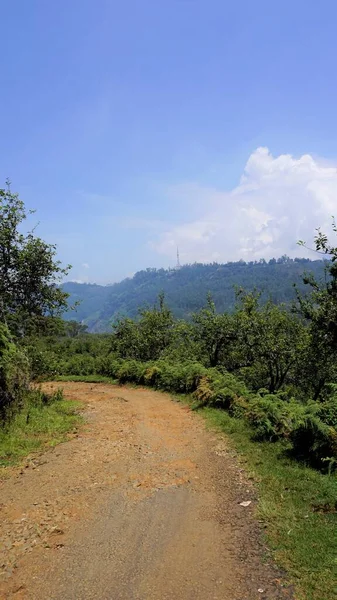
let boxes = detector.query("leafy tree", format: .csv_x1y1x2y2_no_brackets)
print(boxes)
234,291,307,393
0,322,29,421
111,317,141,359
0,183,71,335
65,320,88,338
111,293,174,361
136,292,175,360
161,320,202,363
296,221,337,398
191,290,307,392
192,294,236,367
301,221,337,346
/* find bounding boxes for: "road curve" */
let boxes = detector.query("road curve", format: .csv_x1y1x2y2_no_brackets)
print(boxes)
0,382,290,600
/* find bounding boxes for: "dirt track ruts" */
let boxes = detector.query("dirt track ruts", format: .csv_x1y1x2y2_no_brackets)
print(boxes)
0,382,292,600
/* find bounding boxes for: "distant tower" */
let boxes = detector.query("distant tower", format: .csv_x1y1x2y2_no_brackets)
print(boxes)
176,247,181,270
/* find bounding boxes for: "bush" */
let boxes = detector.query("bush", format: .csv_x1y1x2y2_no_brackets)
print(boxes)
144,365,162,386
317,394,337,428
0,323,30,422
290,406,337,469
116,360,145,384
245,395,289,441
155,362,206,392
95,355,121,377
193,367,249,410
63,354,96,376
244,393,337,468
193,376,214,405
26,345,60,379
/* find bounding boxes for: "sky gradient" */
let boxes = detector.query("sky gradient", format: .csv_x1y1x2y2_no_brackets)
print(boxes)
1,1,337,283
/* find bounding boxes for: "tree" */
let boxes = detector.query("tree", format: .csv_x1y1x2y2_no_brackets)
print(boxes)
65,320,88,338
0,322,29,421
296,221,337,398
136,292,175,360
111,317,141,359
111,293,175,361
192,294,236,367
0,183,71,335
234,290,307,393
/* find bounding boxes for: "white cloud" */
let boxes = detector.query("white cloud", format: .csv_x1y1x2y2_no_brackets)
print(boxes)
152,147,337,263
82,263,90,269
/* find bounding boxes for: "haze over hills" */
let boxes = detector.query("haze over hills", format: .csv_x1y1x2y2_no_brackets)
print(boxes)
63,257,326,332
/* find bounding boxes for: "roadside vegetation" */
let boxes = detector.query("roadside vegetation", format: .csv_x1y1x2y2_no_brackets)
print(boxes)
0,388,82,468
1,183,337,598
202,409,337,600
0,183,82,469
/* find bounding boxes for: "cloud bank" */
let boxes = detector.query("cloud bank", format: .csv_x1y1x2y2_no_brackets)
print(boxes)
152,147,337,263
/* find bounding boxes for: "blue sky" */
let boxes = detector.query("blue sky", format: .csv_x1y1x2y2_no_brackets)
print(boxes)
1,0,337,283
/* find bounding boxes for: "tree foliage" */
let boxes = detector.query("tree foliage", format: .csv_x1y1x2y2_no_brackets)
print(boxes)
234,291,307,393
192,293,236,367
296,220,337,398
111,292,174,361
0,183,70,336
0,322,29,421
0,183,71,422
63,257,326,332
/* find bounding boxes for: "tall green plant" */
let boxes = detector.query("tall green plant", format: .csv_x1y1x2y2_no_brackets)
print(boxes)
297,221,337,398
192,294,237,367
111,293,174,361
0,182,71,336
0,323,29,421
234,291,308,393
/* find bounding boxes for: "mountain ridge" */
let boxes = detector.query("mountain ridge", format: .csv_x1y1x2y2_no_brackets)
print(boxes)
62,257,327,332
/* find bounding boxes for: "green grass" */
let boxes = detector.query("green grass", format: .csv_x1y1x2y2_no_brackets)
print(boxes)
0,391,83,470
55,374,116,384
198,407,337,600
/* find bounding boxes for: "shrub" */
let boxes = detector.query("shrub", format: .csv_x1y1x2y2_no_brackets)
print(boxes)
193,367,249,410
245,395,305,441
115,360,145,384
64,354,96,376
193,376,214,405
26,345,60,379
290,407,337,468
245,396,288,441
0,323,30,422
95,355,121,378
146,361,206,393
144,365,162,386
317,394,337,428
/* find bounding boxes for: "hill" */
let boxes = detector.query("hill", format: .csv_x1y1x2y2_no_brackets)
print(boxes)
63,257,327,332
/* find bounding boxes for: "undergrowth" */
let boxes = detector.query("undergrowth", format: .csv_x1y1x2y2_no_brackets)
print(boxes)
75,357,337,472
198,408,337,600
55,374,116,384
0,388,82,469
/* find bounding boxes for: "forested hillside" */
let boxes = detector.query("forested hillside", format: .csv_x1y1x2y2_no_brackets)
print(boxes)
64,258,326,331
62,282,112,325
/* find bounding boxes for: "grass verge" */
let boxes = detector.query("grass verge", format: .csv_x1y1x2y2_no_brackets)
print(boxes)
55,374,116,384
199,407,337,600
0,389,83,470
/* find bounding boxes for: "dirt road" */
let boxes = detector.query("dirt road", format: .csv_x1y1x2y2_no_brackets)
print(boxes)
0,383,290,600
